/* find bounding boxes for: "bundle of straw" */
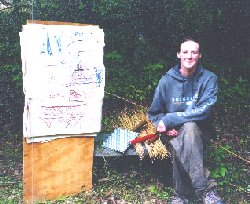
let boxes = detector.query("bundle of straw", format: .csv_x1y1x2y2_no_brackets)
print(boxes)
111,109,171,160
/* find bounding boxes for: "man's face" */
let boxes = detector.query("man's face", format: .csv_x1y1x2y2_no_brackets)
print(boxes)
177,40,201,70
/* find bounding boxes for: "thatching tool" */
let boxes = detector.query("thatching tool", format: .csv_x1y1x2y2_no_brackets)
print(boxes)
129,131,176,145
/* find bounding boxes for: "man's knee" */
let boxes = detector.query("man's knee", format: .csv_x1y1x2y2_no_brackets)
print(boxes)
183,121,199,131
181,122,201,140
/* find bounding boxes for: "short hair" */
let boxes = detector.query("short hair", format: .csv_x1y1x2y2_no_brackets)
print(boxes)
179,36,201,52
181,36,199,44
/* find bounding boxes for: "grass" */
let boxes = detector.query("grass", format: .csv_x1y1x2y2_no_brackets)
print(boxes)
0,138,249,204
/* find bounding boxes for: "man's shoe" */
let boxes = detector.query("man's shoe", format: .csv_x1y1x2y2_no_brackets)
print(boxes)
202,190,224,204
170,195,189,204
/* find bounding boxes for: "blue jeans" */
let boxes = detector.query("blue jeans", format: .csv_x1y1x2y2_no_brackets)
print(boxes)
170,122,216,198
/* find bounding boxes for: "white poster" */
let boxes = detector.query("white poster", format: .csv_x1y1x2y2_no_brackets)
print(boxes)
20,23,105,139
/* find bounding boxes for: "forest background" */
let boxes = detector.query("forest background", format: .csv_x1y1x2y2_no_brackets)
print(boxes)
0,0,249,203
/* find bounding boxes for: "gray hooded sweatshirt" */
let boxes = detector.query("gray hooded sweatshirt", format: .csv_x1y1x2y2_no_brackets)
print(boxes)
148,64,218,130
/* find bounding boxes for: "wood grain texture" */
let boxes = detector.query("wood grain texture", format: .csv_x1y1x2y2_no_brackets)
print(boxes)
23,137,94,203
26,20,93,26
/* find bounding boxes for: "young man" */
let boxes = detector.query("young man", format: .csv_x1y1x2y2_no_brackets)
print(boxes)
148,37,224,204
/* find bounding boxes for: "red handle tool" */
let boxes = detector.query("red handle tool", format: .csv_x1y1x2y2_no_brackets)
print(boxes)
129,131,177,145
130,133,159,145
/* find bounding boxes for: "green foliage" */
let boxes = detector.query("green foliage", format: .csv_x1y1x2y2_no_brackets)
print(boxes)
105,50,123,62
104,49,165,101
217,76,249,133
1,64,22,87
104,50,130,96
209,145,231,179
142,63,165,91
207,142,249,197
219,77,249,103
0,4,25,136
148,185,171,200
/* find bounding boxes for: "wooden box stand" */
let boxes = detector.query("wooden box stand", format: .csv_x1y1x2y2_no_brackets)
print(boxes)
23,137,94,203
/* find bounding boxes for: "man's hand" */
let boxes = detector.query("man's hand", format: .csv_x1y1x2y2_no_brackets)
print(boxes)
165,128,178,137
157,120,178,137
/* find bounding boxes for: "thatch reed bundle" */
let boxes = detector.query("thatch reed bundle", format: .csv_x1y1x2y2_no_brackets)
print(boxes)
110,109,171,160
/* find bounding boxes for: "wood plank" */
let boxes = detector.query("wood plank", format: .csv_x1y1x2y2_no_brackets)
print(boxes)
26,20,93,26
23,137,94,203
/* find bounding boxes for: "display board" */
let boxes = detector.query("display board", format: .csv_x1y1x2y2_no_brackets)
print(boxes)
22,20,100,203
20,20,105,142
